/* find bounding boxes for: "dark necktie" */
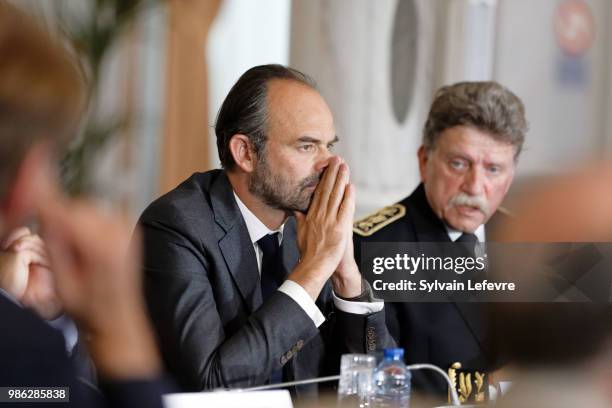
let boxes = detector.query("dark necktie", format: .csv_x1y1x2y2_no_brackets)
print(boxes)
258,232,284,301
257,233,286,383
456,232,488,285
456,232,479,257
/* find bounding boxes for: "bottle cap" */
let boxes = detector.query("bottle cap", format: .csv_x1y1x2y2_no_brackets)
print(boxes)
383,348,404,360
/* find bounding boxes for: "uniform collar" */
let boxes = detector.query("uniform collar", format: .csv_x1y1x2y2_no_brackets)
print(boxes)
446,224,486,242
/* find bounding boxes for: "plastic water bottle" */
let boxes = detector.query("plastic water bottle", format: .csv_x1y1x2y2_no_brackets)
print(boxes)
373,348,411,408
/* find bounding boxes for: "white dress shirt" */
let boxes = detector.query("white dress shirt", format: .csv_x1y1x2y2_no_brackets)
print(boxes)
446,224,487,261
233,192,383,328
446,224,486,242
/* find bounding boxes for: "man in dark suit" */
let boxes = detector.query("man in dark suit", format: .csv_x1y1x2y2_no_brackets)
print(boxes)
354,81,527,401
0,4,172,407
140,65,393,396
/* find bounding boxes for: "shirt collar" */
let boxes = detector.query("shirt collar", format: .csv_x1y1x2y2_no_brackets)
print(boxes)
446,224,486,242
233,192,285,244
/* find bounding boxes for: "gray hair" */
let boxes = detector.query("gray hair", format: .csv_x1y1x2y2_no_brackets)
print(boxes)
423,81,527,159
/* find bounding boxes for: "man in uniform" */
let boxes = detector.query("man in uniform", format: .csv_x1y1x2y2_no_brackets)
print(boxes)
353,81,527,400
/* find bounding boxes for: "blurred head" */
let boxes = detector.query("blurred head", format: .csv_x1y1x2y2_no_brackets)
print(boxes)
490,164,612,373
0,3,85,234
418,81,527,232
216,64,337,212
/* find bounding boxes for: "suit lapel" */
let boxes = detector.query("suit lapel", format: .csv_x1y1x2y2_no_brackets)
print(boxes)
210,172,262,313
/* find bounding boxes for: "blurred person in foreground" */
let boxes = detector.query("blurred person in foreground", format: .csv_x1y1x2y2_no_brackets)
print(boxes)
139,64,394,396
491,163,612,408
0,226,94,381
353,81,528,401
0,3,171,406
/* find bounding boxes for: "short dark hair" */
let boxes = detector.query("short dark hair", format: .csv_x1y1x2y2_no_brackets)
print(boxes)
423,81,527,159
214,64,316,169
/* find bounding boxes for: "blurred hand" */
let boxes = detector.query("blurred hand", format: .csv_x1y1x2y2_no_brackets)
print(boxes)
39,200,139,331
38,195,160,379
0,227,61,319
290,156,357,299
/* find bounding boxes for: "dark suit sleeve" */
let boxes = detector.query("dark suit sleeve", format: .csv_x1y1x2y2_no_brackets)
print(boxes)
328,236,395,353
140,209,320,390
0,297,171,408
331,282,396,355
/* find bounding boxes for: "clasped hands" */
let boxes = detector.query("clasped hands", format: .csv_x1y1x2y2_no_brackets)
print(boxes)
290,156,362,300
0,226,60,320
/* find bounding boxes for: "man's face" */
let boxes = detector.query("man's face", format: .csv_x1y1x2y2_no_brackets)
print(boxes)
418,125,516,233
249,80,337,213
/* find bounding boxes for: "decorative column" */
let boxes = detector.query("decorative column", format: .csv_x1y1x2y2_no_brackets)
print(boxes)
161,0,221,194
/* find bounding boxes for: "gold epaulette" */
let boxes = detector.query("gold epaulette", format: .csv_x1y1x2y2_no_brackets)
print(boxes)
353,204,406,237
448,362,487,403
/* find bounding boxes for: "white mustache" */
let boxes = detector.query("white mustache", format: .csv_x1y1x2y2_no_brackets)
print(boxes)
449,193,488,215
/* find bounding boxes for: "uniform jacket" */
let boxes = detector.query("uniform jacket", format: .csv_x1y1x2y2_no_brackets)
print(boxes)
354,183,507,398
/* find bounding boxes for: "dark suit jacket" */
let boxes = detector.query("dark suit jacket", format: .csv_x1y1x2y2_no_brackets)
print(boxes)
0,294,171,408
139,170,392,396
354,183,505,397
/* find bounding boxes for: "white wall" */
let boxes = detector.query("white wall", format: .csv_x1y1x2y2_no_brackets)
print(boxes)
493,0,611,177
206,0,292,168
290,0,438,217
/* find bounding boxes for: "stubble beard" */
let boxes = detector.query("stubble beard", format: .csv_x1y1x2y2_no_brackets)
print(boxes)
249,154,321,213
